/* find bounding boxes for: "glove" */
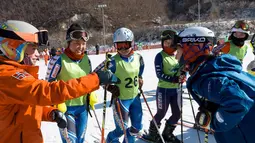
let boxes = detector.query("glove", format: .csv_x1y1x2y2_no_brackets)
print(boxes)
56,103,67,113
138,77,143,89
51,110,67,129
95,69,121,85
107,85,120,99
89,92,98,110
195,100,218,128
195,107,212,128
172,75,186,83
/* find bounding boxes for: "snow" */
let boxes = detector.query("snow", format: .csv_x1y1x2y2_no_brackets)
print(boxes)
39,43,254,143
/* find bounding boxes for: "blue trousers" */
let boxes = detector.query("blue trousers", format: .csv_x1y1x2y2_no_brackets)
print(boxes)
107,95,143,143
154,87,181,125
59,105,88,143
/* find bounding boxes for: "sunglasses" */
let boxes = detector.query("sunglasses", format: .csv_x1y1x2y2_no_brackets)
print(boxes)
233,21,249,31
115,42,131,51
69,30,89,41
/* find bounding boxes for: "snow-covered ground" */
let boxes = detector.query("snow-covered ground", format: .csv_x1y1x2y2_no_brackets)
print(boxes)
39,43,254,143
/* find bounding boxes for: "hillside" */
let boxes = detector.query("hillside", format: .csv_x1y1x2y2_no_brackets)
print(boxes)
0,0,255,47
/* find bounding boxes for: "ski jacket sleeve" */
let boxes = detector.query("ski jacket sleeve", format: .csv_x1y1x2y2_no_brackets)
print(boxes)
45,55,62,82
93,58,116,73
0,64,100,106
41,106,57,121
194,76,254,132
154,53,177,82
138,54,144,78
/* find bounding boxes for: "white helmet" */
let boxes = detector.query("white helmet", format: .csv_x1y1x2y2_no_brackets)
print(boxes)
113,27,134,43
178,26,215,64
179,26,215,38
231,20,249,34
0,20,48,62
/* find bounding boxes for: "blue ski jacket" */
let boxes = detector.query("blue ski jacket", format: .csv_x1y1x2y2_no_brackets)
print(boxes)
187,54,255,143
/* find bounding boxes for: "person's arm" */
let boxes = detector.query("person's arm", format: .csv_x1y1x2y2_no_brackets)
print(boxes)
42,106,57,121
154,53,178,82
45,55,61,82
93,58,116,73
198,77,254,132
138,54,144,78
0,67,100,106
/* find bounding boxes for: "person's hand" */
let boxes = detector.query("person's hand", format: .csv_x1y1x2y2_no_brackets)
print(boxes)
138,77,143,89
95,70,121,85
51,110,67,129
107,85,120,99
172,75,186,83
195,107,212,128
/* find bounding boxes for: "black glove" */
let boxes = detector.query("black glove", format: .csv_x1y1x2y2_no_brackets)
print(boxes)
171,75,186,83
51,110,67,129
195,107,212,128
107,85,120,99
195,100,218,128
95,70,121,85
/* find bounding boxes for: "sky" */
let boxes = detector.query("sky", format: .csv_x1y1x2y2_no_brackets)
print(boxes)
39,43,254,143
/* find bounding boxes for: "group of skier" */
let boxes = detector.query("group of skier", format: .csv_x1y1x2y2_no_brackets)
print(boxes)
0,19,255,143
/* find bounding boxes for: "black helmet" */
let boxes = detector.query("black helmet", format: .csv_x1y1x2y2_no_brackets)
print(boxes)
161,29,178,48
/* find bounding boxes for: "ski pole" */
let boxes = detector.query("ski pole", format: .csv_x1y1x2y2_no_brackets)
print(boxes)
101,52,111,143
204,129,209,143
92,108,102,132
116,98,129,143
62,128,72,143
139,89,166,143
188,92,202,143
180,84,184,142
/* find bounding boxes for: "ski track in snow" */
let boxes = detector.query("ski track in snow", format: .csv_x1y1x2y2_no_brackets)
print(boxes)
40,43,254,143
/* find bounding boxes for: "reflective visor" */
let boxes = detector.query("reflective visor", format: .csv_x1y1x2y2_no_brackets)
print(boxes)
115,42,131,50
70,30,89,41
233,21,249,31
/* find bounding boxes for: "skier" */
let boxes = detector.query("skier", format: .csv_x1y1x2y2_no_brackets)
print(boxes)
213,20,250,62
94,27,144,143
177,26,255,143
46,23,98,143
142,29,184,143
0,20,119,143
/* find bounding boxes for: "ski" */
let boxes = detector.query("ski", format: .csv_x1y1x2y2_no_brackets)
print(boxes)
177,121,214,134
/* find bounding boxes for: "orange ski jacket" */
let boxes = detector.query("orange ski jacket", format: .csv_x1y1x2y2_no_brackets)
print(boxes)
0,56,99,143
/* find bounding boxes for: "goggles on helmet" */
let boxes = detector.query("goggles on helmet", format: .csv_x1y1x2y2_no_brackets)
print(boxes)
0,29,49,46
69,30,89,41
161,30,177,40
233,21,249,31
115,42,132,51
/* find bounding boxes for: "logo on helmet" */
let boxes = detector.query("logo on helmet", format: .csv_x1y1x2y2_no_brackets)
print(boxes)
182,37,206,43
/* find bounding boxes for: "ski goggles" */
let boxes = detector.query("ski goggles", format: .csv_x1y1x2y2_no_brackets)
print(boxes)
115,42,132,50
68,30,89,41
0,29,49,46
233,21,249,31
161,30,177,40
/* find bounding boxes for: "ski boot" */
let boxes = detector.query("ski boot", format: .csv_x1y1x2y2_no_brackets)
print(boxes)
141,121,161,143
162,123,183,143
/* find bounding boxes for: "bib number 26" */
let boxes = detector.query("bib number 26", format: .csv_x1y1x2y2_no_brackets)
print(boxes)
125,76,138,88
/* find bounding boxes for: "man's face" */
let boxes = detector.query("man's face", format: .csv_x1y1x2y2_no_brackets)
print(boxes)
24,43,40,65
69,40,86,55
